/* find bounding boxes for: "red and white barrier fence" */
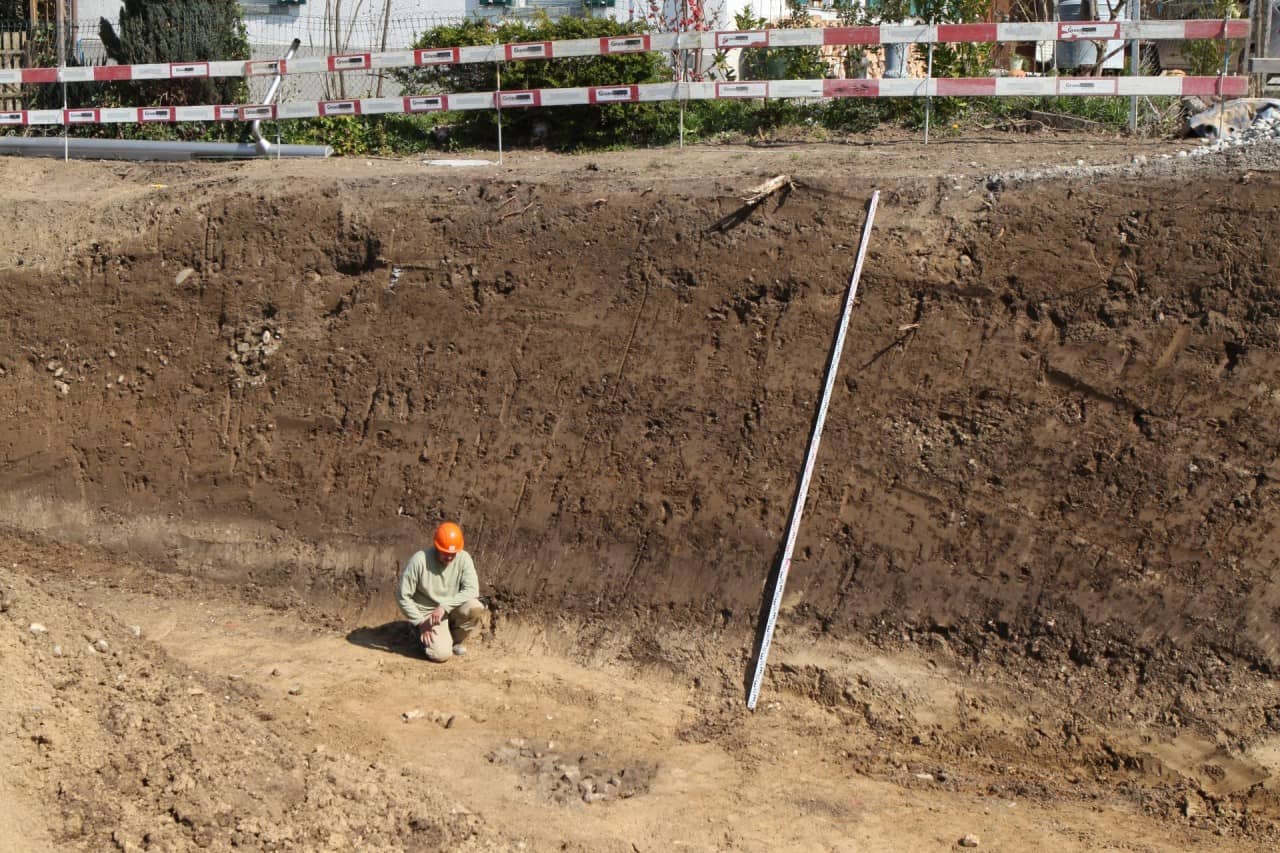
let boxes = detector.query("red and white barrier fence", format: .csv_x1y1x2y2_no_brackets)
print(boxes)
0,19,1248,86
0,75,1246,127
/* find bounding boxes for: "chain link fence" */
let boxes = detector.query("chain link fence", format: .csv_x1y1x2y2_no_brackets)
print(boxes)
244,13,465,101
2,6,629,106
0,12,471,107
0,6,1250,133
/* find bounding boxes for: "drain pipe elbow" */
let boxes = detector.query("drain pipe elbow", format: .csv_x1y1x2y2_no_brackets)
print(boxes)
251,38,301,157
252,130,271,156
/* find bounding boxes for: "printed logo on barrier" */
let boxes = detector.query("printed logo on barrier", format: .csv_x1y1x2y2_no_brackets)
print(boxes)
415,48,459,66
589,86,638,104
716,82,768,99
716,30,769,49
329,54,370,72
321,100,359,116
497,90,541,108
405,96,448,113
1059,22,1119,40
602,35,650,54
65,109,98,123
0,111,24,125
241,105,275,120
1058,78,1117,95
506,42,552,61
140,108,173,122
170,63,209,78
245,60,283,76
216,106,243,120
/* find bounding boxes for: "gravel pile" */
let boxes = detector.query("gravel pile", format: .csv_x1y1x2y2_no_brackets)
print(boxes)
1195,101,1280,154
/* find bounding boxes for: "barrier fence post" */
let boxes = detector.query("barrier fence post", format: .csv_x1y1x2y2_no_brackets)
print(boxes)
1243,0,1256,93
1219,14,1230,131
1268,0,1277,90
496,62,504,166
1264,0,1274,60
924,28,934,145
1053,5,1060,103
678,0,686,150
1129,0,1141,134
57,0,67,161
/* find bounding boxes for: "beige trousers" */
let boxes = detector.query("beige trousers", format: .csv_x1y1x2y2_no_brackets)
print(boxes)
413,599,486,662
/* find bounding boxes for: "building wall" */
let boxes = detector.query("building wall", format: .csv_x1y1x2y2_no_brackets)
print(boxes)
76,0,114,25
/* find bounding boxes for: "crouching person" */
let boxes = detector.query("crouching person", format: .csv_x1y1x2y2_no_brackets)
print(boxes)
397,521,486,662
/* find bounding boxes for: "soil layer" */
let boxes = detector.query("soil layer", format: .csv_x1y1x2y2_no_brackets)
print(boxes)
1,139,1279,849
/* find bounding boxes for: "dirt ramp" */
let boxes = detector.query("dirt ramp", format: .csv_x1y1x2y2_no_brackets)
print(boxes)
1,166,1278,678
0,562,502,851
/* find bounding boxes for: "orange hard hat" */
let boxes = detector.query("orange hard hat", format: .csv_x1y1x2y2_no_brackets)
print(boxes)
433,521,464,554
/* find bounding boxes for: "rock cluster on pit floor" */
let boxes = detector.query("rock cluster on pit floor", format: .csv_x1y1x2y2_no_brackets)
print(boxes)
1193,99,1280,154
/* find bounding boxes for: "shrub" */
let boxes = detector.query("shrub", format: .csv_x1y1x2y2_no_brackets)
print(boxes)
396,12,679,151
99,0,250,107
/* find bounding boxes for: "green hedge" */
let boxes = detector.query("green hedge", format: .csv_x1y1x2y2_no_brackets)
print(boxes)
393,14,680,151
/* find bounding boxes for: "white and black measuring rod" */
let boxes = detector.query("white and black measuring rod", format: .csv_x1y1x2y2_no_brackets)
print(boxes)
746,190,880,712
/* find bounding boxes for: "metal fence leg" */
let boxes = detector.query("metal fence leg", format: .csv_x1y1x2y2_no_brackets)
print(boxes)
1129,1,1141,134
924,39,934,145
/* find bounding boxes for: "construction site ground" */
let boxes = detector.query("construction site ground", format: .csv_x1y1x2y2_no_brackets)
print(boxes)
2,128,1280,852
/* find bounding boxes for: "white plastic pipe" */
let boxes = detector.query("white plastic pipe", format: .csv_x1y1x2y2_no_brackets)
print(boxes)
253,38,302,156
0,137,331,161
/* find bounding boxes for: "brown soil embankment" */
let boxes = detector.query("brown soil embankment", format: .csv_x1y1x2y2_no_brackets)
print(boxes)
1,159,1278,687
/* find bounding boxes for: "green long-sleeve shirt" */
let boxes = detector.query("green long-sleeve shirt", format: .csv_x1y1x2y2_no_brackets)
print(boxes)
397,549,479,624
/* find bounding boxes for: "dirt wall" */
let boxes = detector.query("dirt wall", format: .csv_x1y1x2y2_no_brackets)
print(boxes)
1,164,1278,678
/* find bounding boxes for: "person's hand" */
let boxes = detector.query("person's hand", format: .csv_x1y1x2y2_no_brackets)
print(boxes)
418,620,435,644
429,606,445,627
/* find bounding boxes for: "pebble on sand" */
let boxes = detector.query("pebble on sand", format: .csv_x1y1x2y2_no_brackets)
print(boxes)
959,833,980,847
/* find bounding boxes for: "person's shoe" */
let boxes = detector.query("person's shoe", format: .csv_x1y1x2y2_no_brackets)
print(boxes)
452,644,467,657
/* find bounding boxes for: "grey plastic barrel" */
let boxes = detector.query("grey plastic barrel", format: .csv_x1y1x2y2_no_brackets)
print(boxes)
883,43,908,78
1057,0,1099,69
